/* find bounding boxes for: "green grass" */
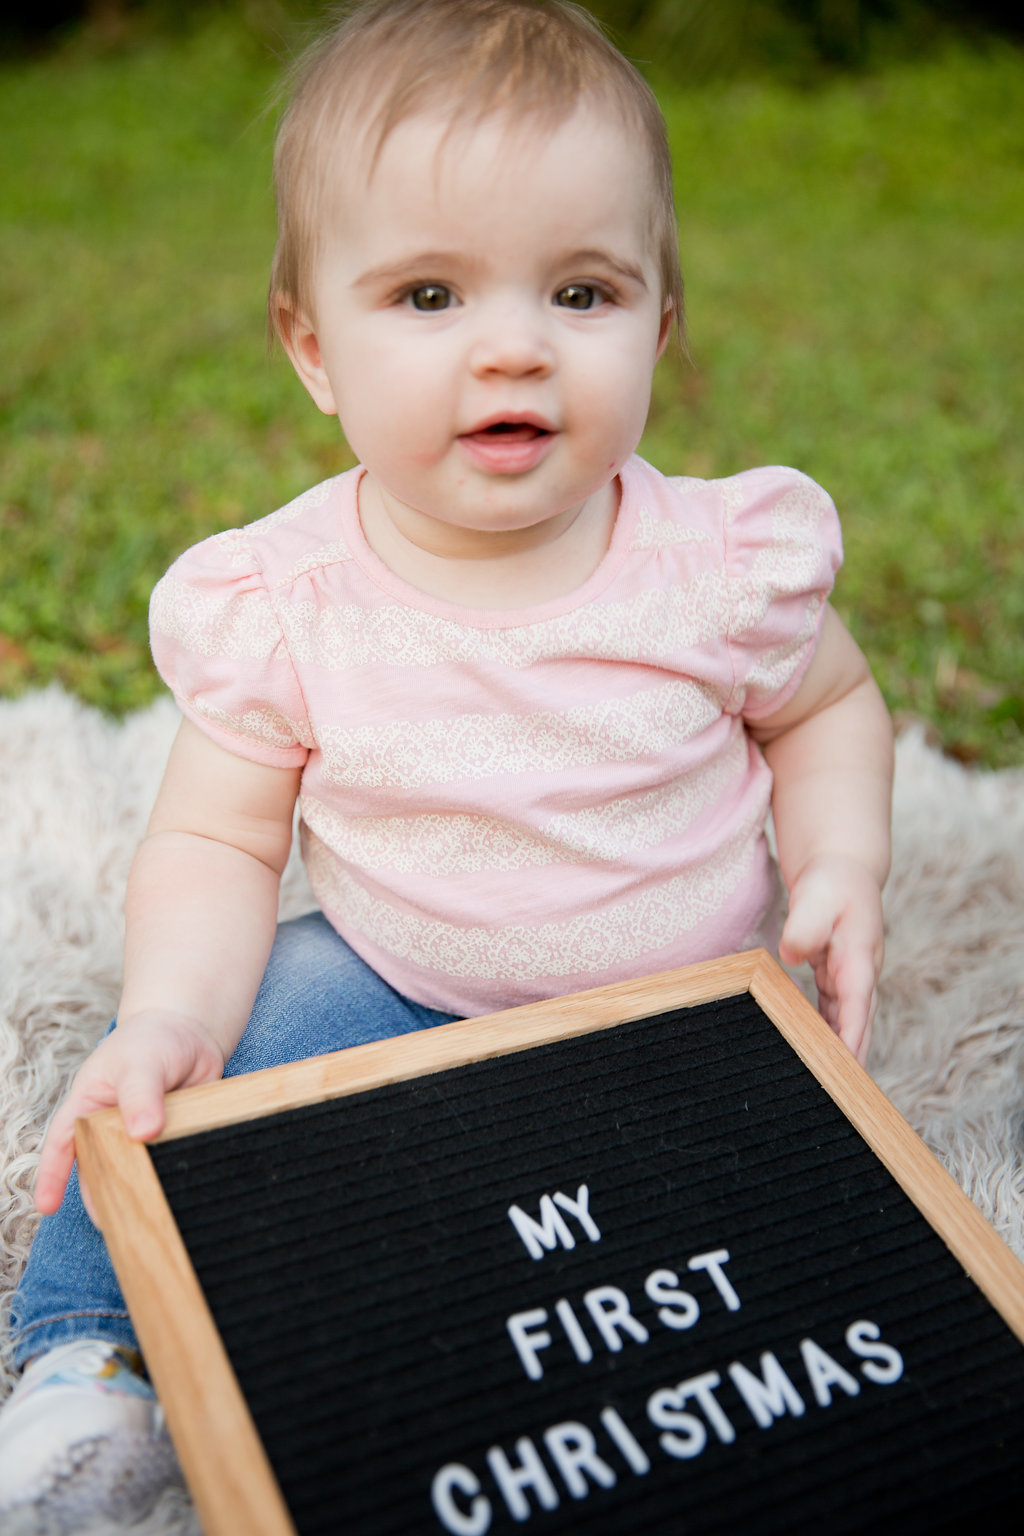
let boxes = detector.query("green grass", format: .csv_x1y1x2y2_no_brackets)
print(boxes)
2,13,1022,762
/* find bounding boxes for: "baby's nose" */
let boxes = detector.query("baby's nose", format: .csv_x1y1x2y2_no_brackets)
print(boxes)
469,301,555,378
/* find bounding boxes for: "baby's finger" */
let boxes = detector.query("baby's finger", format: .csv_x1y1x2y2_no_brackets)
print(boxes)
34,1104,78,1216
117,1065,169,1142
833,944,878,1065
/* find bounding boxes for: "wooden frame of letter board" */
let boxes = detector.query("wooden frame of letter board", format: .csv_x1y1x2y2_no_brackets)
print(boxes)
74,949,1024,1536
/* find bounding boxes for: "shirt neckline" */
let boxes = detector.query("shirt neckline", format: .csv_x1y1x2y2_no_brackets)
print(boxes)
337,458,643,630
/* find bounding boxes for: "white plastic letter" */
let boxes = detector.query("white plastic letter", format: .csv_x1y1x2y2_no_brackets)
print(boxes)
687,1248,741,1311
647,1371,736,1459
728,1353,806,1428
800,1337,861,1407
845,1320,905,1385
431,1464,492,1536
543,1422,617,1499
506,1309,552,1381
583,1287,650,1352
599,1407,651,1476
646,1389,707,1460
644,1269,701,1331
552,1185,602,1244
682,1371,737,1444
486,1438,560,1521
508,1196,575,1261
554,1298,594,1364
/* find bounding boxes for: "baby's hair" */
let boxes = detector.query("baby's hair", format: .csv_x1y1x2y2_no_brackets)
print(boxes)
269,0,684,346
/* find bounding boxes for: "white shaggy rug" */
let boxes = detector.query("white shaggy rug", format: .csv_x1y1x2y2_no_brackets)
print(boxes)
1,687,1022,1534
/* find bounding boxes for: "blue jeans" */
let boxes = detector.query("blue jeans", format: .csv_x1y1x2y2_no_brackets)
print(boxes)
10,912,458,1370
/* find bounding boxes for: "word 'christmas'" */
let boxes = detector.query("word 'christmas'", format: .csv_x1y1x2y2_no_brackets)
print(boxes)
431,1320,904,1533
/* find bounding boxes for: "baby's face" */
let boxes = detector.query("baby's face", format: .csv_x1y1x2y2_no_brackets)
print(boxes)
290,103,671,550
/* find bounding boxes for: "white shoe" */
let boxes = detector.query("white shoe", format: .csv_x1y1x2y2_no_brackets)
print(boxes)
0,1339,184,1531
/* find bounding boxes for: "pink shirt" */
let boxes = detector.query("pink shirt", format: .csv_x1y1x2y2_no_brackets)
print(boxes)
150,456,841,1015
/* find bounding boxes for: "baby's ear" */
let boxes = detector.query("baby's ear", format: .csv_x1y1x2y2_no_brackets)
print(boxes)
275,300,339,417
655,304,675,360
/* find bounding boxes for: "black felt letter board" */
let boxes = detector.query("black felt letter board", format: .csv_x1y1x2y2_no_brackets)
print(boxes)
149,993,1024,1535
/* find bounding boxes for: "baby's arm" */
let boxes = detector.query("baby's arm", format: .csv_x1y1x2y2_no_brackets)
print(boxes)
35,720,301,1214
747,606,893,1064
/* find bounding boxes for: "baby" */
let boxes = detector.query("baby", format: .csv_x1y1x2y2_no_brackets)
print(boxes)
0,0,892,1523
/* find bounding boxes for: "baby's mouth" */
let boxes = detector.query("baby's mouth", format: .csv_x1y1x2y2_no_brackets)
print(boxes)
465,421,551,443
458,418,556,472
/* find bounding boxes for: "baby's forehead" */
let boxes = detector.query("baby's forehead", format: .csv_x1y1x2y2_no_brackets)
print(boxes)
327,92,650,198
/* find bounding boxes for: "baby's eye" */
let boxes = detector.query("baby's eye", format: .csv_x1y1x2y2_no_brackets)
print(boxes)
555,283,603,311
406,284,454,312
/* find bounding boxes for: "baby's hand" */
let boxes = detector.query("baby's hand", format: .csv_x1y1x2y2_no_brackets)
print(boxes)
778,855,885,1066
35,1011,225,1219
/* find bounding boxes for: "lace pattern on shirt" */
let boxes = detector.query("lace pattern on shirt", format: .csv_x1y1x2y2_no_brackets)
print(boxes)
275,577,730,672
299,728,750,876
316,680,721,791
303,803,763,984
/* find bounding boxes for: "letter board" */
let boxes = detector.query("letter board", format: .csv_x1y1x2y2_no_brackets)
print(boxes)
75,951,1024,1536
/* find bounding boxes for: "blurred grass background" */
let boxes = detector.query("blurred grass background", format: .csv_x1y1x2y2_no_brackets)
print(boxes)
1,0,1022,763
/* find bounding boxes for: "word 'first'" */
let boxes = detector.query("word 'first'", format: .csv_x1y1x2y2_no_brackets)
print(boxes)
506,1248,738,1380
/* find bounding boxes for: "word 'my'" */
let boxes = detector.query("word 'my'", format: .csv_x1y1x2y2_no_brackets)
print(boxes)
507,1185,600,1261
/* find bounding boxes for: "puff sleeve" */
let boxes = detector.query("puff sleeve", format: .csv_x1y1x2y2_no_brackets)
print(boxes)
721,466,843,719
149,527,313,767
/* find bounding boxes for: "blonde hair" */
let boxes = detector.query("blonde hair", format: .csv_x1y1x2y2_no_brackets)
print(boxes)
269,0,684,343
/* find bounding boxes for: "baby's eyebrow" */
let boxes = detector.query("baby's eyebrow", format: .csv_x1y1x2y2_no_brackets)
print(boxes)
352,251,471,290
561,249,649,288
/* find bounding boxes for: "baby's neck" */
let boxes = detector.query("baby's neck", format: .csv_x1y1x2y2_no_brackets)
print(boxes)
357,476,620,611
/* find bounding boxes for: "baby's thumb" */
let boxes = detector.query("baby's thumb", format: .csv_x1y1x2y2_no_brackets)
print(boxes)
779,887,835,966
118,1066,168,1143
